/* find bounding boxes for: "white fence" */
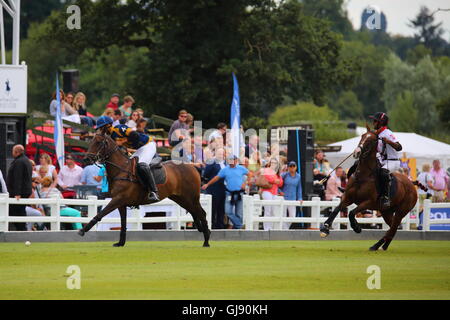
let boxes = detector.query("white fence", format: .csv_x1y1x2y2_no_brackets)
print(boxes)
0,193,449,232
243,195,450,232
0,193,212,232
243,195,419,231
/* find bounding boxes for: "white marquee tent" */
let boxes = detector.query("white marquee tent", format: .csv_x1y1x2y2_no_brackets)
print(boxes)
326,131,450,171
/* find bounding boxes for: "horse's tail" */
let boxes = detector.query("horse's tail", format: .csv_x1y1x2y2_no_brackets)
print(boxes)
413,180,428,192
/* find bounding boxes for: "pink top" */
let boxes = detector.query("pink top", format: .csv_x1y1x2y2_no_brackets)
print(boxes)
261,168,284,195
325,175,343,200
430,168,449,191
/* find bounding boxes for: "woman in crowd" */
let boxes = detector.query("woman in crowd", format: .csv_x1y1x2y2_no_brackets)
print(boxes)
119,95,135,117
260,157,283,231
36,154,58,188
313,149,332,176
136,118,148,134
49,90,80,123
280,161,302,230
72,92,95,127
126,110,141,128
39,177,82,230
25,177,46,231
102,107,115,119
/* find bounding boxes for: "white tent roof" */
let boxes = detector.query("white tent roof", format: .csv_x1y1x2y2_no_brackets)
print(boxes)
326,131,450,170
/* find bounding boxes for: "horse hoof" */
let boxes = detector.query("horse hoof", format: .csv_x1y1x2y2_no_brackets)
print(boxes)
354,227,362,234
113,242,125,247
78,229,85,237
203,243,210,247
369,246,378,251
320,227,329,238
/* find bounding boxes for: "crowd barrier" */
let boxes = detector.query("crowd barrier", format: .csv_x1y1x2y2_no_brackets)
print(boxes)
0,193,212,232
0,193,448,232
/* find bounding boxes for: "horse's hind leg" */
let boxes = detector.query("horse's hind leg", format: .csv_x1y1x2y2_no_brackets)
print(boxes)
370,210,403,251
170,195,211,247
113,206,127,247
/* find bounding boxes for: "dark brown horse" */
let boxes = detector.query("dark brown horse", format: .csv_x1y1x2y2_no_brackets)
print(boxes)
320,126,418,251
78,133,211,247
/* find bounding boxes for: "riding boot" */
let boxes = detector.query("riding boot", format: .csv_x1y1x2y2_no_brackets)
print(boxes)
137,162,160,202
380,168,391,208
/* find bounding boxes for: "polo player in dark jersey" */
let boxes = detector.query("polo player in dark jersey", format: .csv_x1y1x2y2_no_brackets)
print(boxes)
96,115,159,201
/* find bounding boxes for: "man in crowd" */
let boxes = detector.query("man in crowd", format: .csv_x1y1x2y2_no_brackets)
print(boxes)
58,155,83,194
430,159,449,202
202,155,249,229
105,93,120,111
80,160,102,194
6,145,32,231
209,122,227,144
168,109,190,147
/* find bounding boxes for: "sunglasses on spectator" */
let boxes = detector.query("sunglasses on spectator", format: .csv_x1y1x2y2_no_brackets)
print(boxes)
289,164,296,167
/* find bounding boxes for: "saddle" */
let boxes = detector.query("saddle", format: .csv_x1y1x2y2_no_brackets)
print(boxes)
132,157,167,186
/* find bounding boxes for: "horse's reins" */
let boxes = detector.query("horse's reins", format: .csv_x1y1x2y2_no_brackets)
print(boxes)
318,136,380,185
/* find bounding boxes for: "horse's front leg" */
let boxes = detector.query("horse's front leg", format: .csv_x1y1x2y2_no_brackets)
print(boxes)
348,200,372,234
113,206,127,247
320,196,351,238
78,199,122,236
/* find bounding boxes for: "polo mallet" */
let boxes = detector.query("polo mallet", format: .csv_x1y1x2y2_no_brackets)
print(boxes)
318,152,354,185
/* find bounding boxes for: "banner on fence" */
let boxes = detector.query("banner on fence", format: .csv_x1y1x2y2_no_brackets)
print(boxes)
430,207,450,230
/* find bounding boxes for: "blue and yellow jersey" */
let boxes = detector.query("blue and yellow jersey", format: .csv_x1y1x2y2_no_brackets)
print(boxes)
109,124,152,149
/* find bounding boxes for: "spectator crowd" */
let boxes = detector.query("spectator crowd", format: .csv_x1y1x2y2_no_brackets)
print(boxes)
0,90,449,232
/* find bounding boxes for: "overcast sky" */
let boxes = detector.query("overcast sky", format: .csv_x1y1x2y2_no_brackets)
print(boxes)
345,0,450,39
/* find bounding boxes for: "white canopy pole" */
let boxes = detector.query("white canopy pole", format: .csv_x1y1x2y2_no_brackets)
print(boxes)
0,0,20,65
11,0,20,65
0,4,5,64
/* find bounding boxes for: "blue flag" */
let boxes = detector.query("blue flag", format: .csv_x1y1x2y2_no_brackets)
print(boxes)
230,73,241,158
54,73,65,169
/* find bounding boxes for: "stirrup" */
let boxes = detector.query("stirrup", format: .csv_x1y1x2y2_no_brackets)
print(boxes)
148,192,160,201
381,196,390,208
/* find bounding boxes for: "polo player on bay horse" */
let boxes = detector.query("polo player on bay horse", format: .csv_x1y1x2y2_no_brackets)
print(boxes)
347,112,402,208
95,115,160,202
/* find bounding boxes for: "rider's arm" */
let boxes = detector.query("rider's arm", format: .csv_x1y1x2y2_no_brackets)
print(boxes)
383,138,402,151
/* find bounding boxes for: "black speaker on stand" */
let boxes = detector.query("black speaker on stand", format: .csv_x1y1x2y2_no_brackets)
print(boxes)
287,129,315,229
0,116,27,178
62,69,79,94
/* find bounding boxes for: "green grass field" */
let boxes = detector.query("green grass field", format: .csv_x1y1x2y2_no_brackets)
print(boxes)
0,240,449,300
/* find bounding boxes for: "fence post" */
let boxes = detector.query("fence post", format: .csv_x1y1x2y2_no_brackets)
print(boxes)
50,194,60,231
278,196,284,230
423,199,431,231
0,193,9,231
311,197,321,229
134,207,142,230
204,194,212,230
87,196,97,217
243,195,253,231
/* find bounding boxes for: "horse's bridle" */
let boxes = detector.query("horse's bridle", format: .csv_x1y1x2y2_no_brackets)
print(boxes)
357,135,379,160
86,134,119,164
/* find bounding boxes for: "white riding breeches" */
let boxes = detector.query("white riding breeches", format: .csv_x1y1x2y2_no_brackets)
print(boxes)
132,141,156,165
381,159,401,172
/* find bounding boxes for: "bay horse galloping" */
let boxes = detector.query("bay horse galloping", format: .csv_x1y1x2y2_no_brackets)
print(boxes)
320,126,418,251
78,133,211,247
